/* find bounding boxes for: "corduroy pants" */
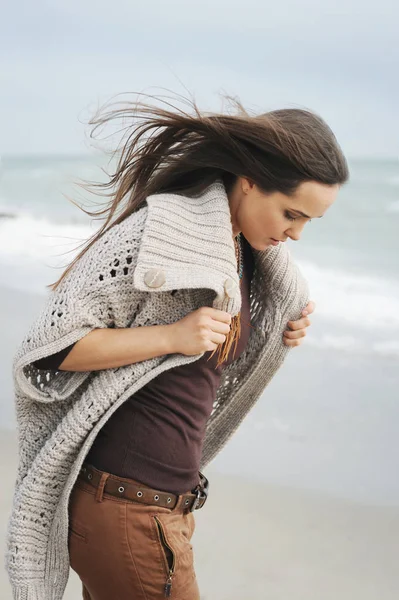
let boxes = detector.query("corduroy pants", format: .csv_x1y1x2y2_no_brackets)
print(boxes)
68,471,200,599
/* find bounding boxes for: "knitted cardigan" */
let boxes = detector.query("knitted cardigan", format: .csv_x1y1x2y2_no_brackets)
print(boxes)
5,180,309,599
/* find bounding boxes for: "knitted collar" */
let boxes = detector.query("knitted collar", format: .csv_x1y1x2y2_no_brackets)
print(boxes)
133,179,247,317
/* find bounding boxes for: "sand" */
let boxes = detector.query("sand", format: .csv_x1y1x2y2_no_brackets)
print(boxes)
1,429,399,600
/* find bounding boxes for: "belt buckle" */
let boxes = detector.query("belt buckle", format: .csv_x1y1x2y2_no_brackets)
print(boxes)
190,473,209,512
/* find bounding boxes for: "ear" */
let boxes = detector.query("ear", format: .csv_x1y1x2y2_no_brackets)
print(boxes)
241,177,255,194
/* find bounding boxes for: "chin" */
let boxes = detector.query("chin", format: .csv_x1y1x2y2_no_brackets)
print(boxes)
249,241,270,252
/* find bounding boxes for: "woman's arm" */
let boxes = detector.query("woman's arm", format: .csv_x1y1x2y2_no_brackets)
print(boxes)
56,325,176,372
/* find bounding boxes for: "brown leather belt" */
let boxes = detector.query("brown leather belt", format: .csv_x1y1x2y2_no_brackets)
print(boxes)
78,463,209,512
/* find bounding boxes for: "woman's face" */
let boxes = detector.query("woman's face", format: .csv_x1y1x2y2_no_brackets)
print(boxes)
228,177,339,250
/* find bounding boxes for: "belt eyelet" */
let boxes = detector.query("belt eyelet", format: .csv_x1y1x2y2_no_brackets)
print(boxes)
154,495,159,501
118,486,125,493
137,491,143,497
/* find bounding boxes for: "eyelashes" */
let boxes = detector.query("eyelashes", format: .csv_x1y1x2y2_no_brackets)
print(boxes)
285,212,312,223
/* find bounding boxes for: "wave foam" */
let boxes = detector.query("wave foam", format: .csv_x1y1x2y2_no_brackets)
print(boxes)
297,259,399,331
306,335,399,359
0,209,94,264
0,212,398,338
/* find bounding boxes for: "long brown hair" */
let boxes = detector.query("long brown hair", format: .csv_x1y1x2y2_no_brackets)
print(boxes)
48,91,349,291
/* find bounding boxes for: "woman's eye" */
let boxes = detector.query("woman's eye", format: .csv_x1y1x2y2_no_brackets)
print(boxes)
285,212,297,222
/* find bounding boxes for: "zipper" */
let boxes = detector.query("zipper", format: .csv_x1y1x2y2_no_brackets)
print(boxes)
154,515,175,597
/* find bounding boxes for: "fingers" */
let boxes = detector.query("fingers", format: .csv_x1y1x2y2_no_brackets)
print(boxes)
204,307,232,324
283,328,306,340
283,337,302,347
283,328,306,347
208,319,231,335
303,300,316,316
210,332,228,345
287,316,311,331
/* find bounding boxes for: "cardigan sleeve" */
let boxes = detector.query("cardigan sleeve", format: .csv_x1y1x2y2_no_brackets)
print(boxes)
12,206,150,403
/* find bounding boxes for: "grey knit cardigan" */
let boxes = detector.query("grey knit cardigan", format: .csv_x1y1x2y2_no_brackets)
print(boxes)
5,180,309,599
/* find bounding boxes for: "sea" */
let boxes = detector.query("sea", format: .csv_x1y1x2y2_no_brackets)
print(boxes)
0,155,398,506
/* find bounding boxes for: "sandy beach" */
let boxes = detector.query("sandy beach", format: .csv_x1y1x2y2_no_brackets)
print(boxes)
1,428,399,600
1,277,399,599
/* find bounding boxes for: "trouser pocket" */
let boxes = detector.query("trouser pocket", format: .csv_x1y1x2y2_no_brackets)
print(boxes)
68,520,88,543
154,515,175,597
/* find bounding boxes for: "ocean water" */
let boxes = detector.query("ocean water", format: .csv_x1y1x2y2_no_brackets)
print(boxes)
1,155,398,505
1,154,398,358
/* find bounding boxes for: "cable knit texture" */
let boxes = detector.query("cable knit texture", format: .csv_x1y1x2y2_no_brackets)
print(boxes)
5,180,309,599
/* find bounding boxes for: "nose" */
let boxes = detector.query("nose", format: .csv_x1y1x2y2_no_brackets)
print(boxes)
286,221,306,242
287,231,301,242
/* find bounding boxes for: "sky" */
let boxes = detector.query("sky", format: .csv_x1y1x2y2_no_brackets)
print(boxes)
1,0,398,159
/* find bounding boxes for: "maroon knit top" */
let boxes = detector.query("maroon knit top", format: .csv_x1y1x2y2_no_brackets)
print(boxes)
33,236,255,494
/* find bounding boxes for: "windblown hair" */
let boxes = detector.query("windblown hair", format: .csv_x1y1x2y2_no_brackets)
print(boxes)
49,90,349,291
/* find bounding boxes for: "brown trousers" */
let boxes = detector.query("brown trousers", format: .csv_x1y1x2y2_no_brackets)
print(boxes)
68,470,201,599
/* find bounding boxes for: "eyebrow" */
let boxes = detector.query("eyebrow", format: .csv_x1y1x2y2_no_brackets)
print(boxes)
291,209,323,219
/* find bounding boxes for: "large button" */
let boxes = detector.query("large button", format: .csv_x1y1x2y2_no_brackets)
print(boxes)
144,269,166,288
224,277,239,298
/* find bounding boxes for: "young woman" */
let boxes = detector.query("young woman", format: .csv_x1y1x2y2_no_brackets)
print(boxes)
5,94,349,600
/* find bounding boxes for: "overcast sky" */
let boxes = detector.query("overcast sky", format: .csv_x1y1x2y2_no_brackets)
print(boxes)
1,0,398,158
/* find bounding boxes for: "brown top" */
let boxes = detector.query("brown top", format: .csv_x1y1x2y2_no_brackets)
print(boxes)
33,236,255,494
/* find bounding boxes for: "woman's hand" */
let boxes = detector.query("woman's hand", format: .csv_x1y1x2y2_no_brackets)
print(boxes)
167,306,232,356
283,300,315,348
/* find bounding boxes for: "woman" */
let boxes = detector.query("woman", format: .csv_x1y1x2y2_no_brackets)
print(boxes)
5,93,349,600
